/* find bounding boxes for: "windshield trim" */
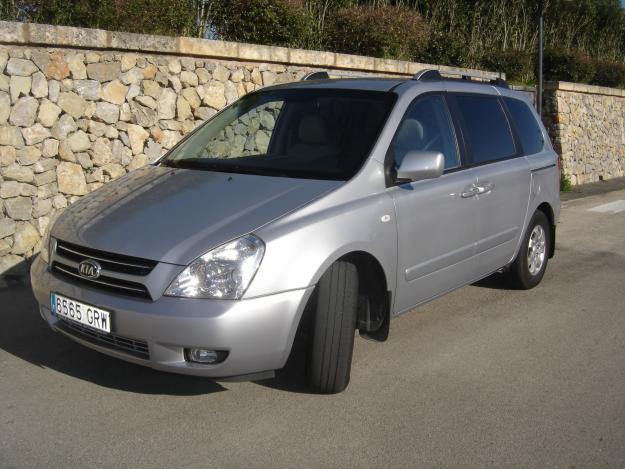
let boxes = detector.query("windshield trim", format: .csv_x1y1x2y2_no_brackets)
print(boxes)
161,158,346,180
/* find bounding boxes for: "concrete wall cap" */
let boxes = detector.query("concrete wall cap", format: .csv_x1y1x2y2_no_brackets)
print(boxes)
0,20,502,79
545,80,625,98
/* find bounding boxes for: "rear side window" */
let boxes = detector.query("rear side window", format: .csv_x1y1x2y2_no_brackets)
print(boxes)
454,95,516,164
504,97,544,155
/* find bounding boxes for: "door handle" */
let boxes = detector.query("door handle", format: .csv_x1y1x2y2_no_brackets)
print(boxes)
461,185,479,198
476,182,494,194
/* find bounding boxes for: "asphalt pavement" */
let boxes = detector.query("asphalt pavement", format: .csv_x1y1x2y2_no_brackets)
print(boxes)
1,187,624,468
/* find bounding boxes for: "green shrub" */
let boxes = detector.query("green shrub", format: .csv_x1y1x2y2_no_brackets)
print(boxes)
560,172,573,192
210,0,314,49
592,60,625,88
32,0,196,37
419,31,468,68
480,49,535,84
543,48,595,83
325,6,430,61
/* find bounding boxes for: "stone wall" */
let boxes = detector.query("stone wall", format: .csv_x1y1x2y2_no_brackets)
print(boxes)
4,21,625,279
0,50,305,279
0,21,501,279
2,21,624,281
543,81,625,185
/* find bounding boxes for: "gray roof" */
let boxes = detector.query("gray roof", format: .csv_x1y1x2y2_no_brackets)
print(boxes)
265,78,407,92
263,77,520,97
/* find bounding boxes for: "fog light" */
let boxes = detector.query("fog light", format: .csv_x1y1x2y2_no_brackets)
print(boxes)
185,348,228,364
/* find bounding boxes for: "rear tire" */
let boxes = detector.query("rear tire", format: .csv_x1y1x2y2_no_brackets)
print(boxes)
308,261,359,394
508,210,550,290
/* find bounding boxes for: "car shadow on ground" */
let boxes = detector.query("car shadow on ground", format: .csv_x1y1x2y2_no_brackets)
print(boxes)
1,265,228,395
472,271,517,290
255,335,313,394
0,262,314,395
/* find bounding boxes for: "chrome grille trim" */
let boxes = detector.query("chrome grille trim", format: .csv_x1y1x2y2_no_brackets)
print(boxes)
52,240,156,299
55,240,157,276
56,243,155,270
53,264,148,294
56,318,150,360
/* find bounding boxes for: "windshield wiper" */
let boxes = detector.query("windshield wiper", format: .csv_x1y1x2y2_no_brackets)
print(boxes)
223,165,290,178
161,159,289,177
161,159,229,171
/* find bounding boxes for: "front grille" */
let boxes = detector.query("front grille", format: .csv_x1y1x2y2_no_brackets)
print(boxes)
56,318,150,360
55,241,157,276
51,262,151,298
52,240,156,300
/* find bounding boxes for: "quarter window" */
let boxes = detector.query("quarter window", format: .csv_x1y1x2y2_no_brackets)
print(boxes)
392,94,460,170
504,97,545,155
454,95,516,164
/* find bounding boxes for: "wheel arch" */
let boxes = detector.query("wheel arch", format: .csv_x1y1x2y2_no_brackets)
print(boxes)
307,249,392,342
536,201,556,258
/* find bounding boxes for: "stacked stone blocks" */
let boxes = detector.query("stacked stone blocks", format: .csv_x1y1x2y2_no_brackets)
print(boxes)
0,46,321,277
1,20,623,280
543,82,625,185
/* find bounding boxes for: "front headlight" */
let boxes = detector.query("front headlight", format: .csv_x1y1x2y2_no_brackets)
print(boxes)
164,234,265,299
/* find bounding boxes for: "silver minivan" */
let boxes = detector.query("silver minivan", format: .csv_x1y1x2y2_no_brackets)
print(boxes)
30,69,560,393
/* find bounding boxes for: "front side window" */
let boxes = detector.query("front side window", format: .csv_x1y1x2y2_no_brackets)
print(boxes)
454,95,516,164
504,97,545,155
163,89,396,180
391,94,460,170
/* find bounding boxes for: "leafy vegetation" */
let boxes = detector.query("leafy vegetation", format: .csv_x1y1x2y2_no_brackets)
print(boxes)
4,0,625,87
543,49,596,84
591,61,625,88
209,0,314,49
325,6,430,61
1,0,196,36
560,173,573,192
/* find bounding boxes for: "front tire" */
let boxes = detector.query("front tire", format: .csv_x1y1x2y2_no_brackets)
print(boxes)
308,261,359,394
508,210,550,289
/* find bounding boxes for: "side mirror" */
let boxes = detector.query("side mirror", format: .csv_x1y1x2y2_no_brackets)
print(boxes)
396,150,445,182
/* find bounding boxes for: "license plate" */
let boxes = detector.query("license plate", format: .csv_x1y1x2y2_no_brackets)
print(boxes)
50,293,112,334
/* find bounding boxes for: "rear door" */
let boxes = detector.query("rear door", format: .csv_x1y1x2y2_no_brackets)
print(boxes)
449,93,531,277
388,93,480,313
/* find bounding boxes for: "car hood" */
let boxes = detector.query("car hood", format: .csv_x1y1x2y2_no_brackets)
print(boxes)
52,165,341,265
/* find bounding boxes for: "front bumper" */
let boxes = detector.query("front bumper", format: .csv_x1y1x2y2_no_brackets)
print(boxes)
30,256,313,378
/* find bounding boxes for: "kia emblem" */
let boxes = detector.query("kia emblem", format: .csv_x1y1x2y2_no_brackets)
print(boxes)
78,259,101,279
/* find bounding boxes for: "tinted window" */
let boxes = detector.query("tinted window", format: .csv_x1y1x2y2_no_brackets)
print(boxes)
392,94,459,169
454,95,516,164
504,97,544,155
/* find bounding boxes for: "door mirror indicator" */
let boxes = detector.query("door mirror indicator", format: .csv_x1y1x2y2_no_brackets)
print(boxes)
396,150,445,183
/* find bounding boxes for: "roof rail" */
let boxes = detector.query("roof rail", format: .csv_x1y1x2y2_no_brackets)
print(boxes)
489,77,509,89
413,69,442,81
301,70,398,81
413,68,508,88
301,71,330,81
299,68,508,87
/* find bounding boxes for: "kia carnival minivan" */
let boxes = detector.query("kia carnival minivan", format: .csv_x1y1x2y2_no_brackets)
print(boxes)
31,69,560,393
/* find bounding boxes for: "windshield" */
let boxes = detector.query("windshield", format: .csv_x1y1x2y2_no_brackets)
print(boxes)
162,88,396,180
